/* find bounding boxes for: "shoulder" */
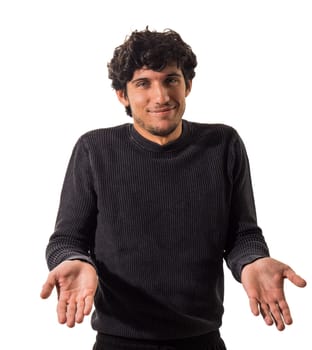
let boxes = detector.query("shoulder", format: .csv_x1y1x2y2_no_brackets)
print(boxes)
67,124,130,159
186,120,241,144
80,123,129,141
75,124,130,147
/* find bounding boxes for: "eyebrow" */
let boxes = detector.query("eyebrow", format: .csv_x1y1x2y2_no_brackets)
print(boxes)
166,73,183,79
131,72,183,84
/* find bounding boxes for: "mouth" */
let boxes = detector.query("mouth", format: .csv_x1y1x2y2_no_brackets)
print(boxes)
147,105,176,114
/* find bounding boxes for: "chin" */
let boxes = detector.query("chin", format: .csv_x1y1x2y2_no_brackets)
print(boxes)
149,123,179,137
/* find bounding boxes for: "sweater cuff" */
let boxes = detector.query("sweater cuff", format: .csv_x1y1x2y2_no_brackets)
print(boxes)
66,255,96,268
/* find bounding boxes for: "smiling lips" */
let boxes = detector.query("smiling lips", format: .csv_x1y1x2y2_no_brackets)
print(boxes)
147,105,176,114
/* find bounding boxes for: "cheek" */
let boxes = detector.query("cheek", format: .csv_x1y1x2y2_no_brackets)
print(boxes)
128,94,147,111
177,94,187,107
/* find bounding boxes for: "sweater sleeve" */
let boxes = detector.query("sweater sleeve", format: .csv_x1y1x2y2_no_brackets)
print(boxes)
224,130,269,282
45,136,97,270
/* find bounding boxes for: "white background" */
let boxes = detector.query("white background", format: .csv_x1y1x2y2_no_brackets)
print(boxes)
0,1,311,349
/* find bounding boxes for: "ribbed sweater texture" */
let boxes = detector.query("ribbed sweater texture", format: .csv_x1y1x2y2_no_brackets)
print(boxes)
46,120,269,339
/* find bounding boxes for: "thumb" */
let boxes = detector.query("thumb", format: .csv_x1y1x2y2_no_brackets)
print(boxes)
40,272,57,299
284,268,307,288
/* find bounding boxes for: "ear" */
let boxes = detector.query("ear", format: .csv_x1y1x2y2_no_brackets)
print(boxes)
185,80,192,97
116,90,129,107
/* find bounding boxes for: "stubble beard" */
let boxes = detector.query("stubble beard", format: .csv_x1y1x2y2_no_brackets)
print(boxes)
133,107,184,138
147,122,180,137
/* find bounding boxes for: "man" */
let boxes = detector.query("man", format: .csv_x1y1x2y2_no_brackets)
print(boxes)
41,28,306,350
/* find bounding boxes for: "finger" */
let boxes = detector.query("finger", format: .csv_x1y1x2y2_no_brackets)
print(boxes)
249,298,260,316
75,298,85,324
66,300,77,328
268,302,285,331
75,294,95,323
57,299,68,324
277,299,293,326
84,295,94,316
259,303,274,326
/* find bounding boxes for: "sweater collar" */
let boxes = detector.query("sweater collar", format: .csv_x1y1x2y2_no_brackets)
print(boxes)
129,120,191,153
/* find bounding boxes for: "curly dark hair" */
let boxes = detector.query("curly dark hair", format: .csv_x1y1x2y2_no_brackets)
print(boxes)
107,27,197,116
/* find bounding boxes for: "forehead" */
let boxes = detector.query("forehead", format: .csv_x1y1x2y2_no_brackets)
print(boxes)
131,64,183,80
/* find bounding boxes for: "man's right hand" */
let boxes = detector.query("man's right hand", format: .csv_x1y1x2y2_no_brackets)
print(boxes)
40,260,98,327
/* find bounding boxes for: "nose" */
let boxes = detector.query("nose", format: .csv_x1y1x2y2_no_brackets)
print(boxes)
151,83,170,104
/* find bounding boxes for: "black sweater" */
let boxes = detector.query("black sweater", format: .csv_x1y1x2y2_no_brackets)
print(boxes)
46,120,269,339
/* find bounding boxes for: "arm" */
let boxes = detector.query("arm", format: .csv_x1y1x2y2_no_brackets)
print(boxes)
41,136,98,326
46,135,97,269
241,257,306,330
224,131,269,280
224,131,306,329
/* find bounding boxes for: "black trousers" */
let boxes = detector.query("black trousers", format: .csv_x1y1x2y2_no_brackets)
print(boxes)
93,331,227,350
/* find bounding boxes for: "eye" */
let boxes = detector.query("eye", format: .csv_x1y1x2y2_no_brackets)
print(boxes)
135,79,150,88
166,77,180,86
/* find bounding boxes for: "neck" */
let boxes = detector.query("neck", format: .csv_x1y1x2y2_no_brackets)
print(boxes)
133,122,183,145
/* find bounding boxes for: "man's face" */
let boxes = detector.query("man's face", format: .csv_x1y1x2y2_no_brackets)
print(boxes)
116,64,192,144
